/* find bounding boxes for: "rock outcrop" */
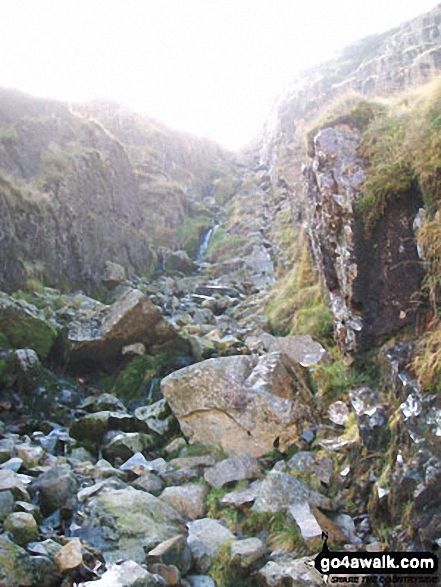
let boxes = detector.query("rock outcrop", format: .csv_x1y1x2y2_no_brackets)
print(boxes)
304,125,424,352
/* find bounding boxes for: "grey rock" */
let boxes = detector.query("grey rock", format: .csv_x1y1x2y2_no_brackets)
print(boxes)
0,469,30,501
0,458,23,473
102,432,155,463
187,518,235,573
79,393,127,413
287,502,322,544
0,491,14,521
186,576,215,587
4,512,39,545
204,456,261,488
159,484,208,520
230,537,267,569
78,484,186,564
0,534,35,586
81,560,164,587
134,399,177,436
253,470,330,513
31,465,78,516
68,289,179,366
220,480,262,507
257,555,323,586
102,261,126,289
357,405,390,451
132,473,165,493
30,555,61,587
147,534,192,575
261,333,326,367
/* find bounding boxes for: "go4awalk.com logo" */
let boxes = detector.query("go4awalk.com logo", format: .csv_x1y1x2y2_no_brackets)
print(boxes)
312,534,439,585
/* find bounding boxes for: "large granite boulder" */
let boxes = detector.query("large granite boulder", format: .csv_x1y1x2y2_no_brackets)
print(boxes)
161,353,314,457
68,289,181,366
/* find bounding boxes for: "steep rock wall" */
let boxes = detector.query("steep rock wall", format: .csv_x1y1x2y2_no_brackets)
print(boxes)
305,125,424,352
258,6,441,351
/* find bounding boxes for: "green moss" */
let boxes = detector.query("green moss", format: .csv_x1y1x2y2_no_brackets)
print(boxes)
111,347,190,406
177,213,212,258
210,541,249,587
206,229,251,263
0,358,16,390
311,356,377,402
111,355,159,403
0,313,56,360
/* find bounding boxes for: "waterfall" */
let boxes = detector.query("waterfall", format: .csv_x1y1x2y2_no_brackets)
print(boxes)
196,225,217,260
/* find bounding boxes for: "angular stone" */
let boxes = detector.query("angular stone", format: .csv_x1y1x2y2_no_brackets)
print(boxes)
31,465,78,516
162,354,313,457
132,473,164,494
187,518,235,573
15,444,45,468
134,399,177,436
287,502,322,544
79,393,127,413
220,480,262,508
68,289,180,365
147,534,192,575
14,349,42,391
328,401,350,426
186,577,215,587
69,411,113,443
230,537,266,570
257,555,323,586
159,484,208,520
0,469,30,501
261,333,326,367
30,556,62,587
169,455,216,470
150,563,181,586
81,560,161,587
102,432,154,463
204,456,261,488
53,538,83,572
102,261,126,289
253,471,330,513
164,437,187,456
0,458,23,472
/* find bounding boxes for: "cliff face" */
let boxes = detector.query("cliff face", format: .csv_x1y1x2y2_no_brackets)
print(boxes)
259,5,441,352
304,126,424,352
0,90,232,294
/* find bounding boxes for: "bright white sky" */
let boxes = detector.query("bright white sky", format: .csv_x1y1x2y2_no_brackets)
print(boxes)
0,0,439,150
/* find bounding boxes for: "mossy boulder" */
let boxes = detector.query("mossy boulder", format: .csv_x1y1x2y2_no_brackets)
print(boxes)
78,484,186,564
0,293,56,359
0,534,35,586
4,512,39,545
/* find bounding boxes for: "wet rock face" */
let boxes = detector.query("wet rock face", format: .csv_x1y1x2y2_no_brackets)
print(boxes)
305,125,424,353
